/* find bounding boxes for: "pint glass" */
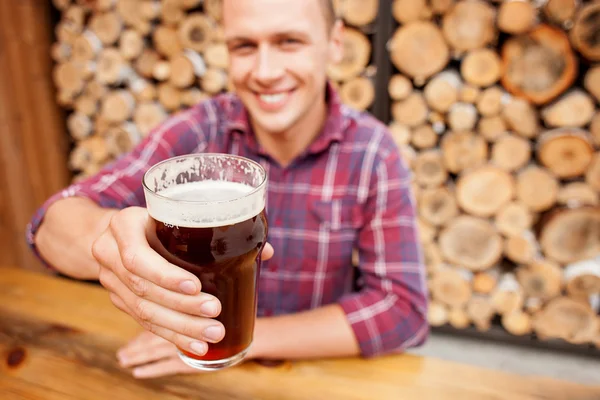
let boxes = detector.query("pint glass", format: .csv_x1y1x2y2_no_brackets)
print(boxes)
142,154,268,371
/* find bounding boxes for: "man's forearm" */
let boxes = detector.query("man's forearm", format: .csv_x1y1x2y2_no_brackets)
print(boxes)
35,197,118,280
249,304,361,360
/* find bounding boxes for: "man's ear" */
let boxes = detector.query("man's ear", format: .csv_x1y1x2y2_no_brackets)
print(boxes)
328,19,345,65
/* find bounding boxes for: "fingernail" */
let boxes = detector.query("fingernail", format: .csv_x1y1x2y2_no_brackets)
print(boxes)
133,368,146,378
200,300,219,317
190,341,208,355
203,325,225,342
179,280,197,295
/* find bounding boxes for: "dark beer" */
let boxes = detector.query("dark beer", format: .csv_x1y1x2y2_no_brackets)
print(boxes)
143,154,268,370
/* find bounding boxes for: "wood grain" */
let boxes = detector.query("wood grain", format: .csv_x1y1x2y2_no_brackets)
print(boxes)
1,267,600,400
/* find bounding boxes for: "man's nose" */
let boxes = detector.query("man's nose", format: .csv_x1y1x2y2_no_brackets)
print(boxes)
253,46,284,83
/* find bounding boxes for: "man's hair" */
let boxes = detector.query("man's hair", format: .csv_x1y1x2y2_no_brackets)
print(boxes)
321,0,338,30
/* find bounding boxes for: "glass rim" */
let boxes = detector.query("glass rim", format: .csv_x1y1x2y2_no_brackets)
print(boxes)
142,153,268,206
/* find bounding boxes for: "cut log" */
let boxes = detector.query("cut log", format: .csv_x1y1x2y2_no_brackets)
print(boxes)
467,295,495,331
53,61,86,96
427,301,449,327
532,297,599,344
473,269,499,295
392,0,426,24
504,233,537,265
93,116,113,136
542,90,595,128
66,112,93,140
543,0,578,27
461,48,502,87
391,92,428,127
152,60,171,81
456,165,515,218
495,201,534,238
448,307,471,329
129,76,157,102
339,76,375,111
388,122,411,147
399,145,418,169
491,134,531,172
439,215,503,271
539,207,600,265
388,74,413,101
564,258,600,299
476,86,506,117
584,65,600,104
501,25,577,105
181,88,209,107
525,297,544,314
204,0,223,22
411,124,438,150
440,131,488,174
153,26,183,58
69,136,110,172
327,28,371,81
201,67,228,94
459,84,481,104
442,0,496,53
162,0,186,26
157,83,182,111
63,4,86,29
140,0,161,19
418,217,437,244
478,115,507,142
491,273,525,315
498,0,537,35
430,268,472,308
423,242,443,275
179,0,202,9
74,94,98,117
134,49,160,79
502,97,540,139
52,0,72,11
502,310,532,336
205,42,229,69
338,0,378,26
170,51,207,88
55,21,79,46
50,42,72,63
103,122,141,156
389,21,449,82
413,150,448,187
571,2,600,61
516,166,558,212
89,11,123,46
537,128,594,179
119,29,144,61
116,0,151,35
95,0,117,12
428,111,446,134
133,102,168,136
447,102,477,132
430,0,455,14
86,80,108,100
587,152,600,191
418,186,458,226
100,90,135,123
178,13,215,52
97,48,132,85
558,182,599,207
423,70,461,113
72,30,103,62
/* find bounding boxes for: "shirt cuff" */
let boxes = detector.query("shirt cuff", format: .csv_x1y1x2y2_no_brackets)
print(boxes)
338,289,429,358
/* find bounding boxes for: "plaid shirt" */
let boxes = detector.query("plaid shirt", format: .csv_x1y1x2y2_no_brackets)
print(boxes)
27,84,429,357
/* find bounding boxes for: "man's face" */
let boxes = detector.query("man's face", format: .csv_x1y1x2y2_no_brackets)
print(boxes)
223,0,343,136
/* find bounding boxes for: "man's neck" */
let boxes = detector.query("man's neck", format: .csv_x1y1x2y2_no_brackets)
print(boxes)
252,95,328,168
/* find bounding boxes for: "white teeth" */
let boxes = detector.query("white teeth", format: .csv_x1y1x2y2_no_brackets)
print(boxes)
260,93,286,104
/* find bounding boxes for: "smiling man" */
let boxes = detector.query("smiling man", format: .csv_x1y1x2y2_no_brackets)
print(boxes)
27,0,429,378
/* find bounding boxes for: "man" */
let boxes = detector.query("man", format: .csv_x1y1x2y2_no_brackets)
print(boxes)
27,0,428,379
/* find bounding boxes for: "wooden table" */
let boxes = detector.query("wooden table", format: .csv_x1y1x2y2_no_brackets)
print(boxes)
1,267,599,400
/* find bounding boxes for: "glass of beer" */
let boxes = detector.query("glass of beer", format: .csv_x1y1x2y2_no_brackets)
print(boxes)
142,153,268,371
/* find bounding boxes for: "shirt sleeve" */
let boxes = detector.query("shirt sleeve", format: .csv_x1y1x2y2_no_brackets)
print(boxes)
337,134,429,357
25,105,210,266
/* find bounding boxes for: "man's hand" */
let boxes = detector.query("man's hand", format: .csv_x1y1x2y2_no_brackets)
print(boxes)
92,206,274,359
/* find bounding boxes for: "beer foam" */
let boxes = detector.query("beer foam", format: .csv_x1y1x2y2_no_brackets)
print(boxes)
144,155,267,228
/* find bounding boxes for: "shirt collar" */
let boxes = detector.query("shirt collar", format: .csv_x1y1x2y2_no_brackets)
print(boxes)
225,81,345,158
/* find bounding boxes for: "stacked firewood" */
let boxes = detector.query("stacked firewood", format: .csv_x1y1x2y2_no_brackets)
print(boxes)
388,0,600,347
50,0,378,179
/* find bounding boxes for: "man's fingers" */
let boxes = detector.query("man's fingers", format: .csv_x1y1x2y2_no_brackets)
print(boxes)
131,357,198,379
107,207,202,295
118,341,176,368
262,242,274,261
